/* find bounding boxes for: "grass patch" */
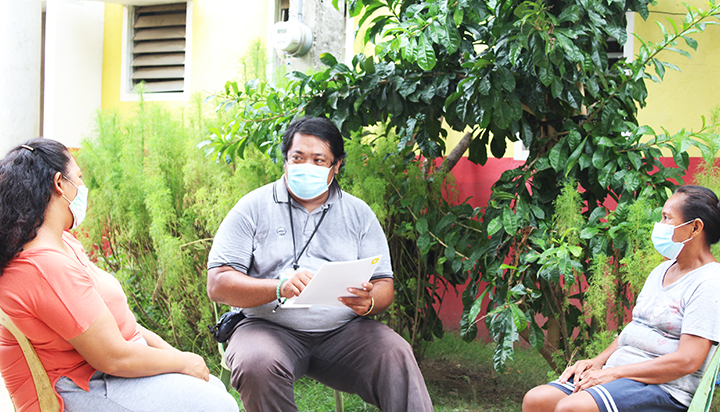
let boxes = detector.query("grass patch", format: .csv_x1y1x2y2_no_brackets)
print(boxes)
229,332,551,411
227,332,720,411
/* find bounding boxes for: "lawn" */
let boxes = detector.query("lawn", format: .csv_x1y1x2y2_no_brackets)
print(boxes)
230,332,552,411
228,332,720,411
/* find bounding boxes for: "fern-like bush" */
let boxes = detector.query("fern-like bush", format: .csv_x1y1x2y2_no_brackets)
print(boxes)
76,95,282,371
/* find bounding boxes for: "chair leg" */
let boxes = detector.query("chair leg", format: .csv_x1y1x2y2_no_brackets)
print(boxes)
220,366,232,392
333,389,343,412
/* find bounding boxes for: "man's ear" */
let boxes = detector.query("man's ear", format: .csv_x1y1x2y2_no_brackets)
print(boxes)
332,159,343,174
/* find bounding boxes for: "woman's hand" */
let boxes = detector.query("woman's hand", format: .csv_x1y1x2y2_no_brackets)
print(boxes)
338,282,374,316
573,368,618,392
179,351,210,381
558,358,603,384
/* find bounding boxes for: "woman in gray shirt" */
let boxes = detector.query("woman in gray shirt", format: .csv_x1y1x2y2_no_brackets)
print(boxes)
523,185,720,412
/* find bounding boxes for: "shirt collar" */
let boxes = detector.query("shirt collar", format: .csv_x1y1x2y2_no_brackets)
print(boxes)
272,175,342,205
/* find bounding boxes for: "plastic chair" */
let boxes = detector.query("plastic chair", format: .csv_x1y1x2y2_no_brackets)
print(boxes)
688,346,720,412
0,308,60,412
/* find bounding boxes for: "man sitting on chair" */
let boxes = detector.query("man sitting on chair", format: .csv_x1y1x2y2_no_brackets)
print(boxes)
206,117,433,412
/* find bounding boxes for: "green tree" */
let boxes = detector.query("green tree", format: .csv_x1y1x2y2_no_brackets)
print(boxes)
202,0,720,370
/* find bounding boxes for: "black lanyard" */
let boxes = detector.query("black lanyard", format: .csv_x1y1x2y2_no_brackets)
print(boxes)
288,197,329,270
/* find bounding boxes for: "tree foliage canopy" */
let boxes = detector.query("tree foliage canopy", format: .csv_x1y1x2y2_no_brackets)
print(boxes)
203,0,720,370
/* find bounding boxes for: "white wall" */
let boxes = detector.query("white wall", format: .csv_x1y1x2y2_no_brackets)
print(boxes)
44,0,105,148
0,0,42,157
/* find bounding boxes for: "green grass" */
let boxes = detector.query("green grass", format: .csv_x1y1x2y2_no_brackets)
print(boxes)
226,332,720,411
228,332,551,411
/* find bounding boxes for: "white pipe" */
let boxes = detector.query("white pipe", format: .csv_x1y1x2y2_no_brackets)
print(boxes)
297,0,303,21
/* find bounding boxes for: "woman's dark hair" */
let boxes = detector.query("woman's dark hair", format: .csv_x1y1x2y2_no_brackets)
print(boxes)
280,117,346,164
0,138,72,273
675,185,720,245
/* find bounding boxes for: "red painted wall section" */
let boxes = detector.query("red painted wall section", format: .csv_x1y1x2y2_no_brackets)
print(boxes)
434,155,705,341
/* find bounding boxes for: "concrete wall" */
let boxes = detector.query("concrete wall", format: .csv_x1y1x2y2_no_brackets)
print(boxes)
277,0,348,74
44,0,105,148
0,0,42,156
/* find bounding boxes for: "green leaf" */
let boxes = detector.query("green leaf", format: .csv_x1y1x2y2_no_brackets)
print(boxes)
502,208,518,234
416,217,428,234
551,77,562,99
628,151,643,170
417,232,434,254
624,172,641,192
320,53,338,67
548,142,563,171
445,15,461,54
682,35,698,50
487,216,503,236
528,319,544,350
417,32,437,71
498,67,516,92
491,132,507,158
468,287,489,326
538,66,553,87
558,5,580,23
530,204,545,219
453,5,464,25
510,304,527,333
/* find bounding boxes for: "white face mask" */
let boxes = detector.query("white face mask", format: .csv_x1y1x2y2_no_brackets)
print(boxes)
62,176,88,230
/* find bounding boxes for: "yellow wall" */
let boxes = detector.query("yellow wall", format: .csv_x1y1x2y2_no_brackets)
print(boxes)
101,1,720,158
634,0,720,141
101,0,270,112
101,4,125,111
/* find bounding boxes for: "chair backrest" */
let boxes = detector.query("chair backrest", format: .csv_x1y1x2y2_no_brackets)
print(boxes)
688,345,720,412
0,308,60,412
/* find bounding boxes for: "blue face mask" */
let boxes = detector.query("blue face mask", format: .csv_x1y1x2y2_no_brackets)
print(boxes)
651,220,694,260
286,163,333,200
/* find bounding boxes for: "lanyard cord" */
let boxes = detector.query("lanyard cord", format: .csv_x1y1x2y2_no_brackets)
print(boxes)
288,198,329,270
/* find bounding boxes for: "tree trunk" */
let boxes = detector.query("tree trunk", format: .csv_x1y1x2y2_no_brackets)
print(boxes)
519,327,558,371
438,132,472,174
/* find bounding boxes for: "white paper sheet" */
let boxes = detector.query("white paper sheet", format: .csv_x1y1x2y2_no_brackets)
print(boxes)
281,255,382,308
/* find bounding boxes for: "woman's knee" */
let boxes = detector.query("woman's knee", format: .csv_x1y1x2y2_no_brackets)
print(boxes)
522,385,566,412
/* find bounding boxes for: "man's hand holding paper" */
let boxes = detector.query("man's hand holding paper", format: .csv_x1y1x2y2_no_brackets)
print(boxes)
282,256,382,308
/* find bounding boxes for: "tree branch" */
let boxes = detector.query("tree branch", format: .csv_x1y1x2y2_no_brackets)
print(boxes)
438,131,473,174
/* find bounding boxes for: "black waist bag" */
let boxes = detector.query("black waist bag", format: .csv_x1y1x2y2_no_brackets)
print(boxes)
208,311,245,343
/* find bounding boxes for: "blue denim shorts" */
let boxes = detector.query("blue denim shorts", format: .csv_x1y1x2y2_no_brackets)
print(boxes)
548,376,686,412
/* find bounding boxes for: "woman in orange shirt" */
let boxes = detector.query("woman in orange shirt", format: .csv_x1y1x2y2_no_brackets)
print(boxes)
0,139,238,412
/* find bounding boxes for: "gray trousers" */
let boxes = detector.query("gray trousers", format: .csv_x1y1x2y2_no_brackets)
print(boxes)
225,316,433,412
56,372,238,412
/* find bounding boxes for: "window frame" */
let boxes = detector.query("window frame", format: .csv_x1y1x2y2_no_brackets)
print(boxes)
120,1,193,102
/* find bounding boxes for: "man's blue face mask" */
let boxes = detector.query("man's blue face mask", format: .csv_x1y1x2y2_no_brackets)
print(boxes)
286,163,332,200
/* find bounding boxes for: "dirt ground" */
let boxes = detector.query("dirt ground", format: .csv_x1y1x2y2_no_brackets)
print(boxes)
420,357,532,407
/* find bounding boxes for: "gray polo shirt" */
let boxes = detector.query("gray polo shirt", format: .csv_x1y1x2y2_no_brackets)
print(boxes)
207,176,393,332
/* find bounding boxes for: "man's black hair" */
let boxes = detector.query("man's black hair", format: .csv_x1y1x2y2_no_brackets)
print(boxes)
281,117,346,164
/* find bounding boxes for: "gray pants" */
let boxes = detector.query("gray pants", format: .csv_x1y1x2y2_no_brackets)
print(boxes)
225,316,433,412
56,372,238,412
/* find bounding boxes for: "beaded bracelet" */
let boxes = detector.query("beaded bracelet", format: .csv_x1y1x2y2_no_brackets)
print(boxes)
361,297,375,316
276,277,290,301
